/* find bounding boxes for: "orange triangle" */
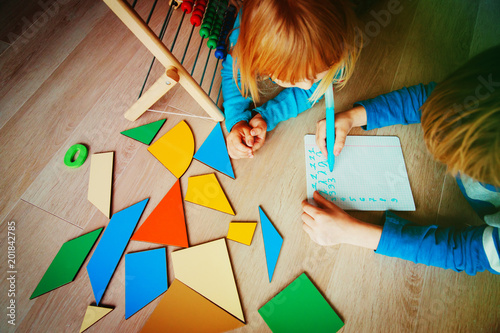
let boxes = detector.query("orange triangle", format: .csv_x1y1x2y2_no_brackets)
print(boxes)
131,180,188,247
140,280,245,333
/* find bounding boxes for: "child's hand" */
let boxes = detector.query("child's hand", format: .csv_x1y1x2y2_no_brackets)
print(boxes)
227,115,267,159
301,191,382,249
248,113,267,152
316,113,354,158
315,105,368,158
227,121,255,159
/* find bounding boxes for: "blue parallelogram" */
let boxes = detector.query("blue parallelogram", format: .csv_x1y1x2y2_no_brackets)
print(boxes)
87,198,149,305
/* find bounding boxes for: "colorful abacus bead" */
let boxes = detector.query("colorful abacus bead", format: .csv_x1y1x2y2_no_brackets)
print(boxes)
215,5,237,59
190,0,208,26
181,0,194,13
199,0,219,37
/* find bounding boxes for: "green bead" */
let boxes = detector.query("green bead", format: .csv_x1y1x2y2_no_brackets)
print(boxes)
207,38,217,49
200,27,211,38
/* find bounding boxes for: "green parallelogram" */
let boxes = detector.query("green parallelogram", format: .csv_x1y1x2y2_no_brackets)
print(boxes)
30,228,103,299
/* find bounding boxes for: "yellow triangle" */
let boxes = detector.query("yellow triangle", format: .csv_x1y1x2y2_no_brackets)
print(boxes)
148,120,194,179
184,173,235,215
79,305,113,332
171,239,245,322
227,222,257,245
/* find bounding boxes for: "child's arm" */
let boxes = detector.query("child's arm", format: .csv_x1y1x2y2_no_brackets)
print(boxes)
254,82,323,131
221,44,253,133
376,212,500,275
302,192,500,275
355,82,437,130
302,191,382,249
316,82,437,157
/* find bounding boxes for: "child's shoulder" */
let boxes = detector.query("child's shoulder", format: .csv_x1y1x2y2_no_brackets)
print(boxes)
456,174,500,225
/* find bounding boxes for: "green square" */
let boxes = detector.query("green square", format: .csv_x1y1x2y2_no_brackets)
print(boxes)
259,273,344,333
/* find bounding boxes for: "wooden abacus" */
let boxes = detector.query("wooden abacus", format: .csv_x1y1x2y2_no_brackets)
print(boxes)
103,0,237,122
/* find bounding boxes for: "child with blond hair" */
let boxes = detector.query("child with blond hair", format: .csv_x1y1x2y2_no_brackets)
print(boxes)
221,0,361,159
303,45,500,275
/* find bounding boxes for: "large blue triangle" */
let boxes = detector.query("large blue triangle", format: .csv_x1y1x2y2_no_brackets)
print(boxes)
259,207,283,282
194,123,235,179
125,248,168,319
87,198,149,305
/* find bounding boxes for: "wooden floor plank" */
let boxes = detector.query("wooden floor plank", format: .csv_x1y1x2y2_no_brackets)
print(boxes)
469,0,500,58
0,0,108,129
0,0,58,45
20,2,222,228
0,0,498,332
0,0,162,224
415,268,500,332
0,200,84,333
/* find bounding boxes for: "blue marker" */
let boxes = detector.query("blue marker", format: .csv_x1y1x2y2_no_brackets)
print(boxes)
325,83,335,172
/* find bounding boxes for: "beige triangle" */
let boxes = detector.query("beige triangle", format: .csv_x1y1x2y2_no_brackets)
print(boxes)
79,305,113,332
171,239,244,322
87,152,114,218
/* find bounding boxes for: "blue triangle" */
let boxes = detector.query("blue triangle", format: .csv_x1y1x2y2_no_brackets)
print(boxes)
194,123,235,179
259,207,283,282
125,248,168,319
87,198,149,305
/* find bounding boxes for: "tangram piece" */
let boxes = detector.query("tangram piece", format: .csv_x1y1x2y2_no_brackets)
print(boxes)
79,305,113,333
193,123,235,179
184,173,235,215
125,248,168,319
141,280,245,333
227,222,257,246
171,238,244,322
259,207,283,282
148,120,194,178
131,180,188,247
259,273,344,333
120,119,166,145
87,199,149,305
88,152,114,218
30,228,103,299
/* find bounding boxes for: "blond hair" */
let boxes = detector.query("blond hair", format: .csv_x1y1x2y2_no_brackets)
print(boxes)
421,45,500,186
231,0,361,104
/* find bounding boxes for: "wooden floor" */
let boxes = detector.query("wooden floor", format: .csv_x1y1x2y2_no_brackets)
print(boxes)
1,0,499,332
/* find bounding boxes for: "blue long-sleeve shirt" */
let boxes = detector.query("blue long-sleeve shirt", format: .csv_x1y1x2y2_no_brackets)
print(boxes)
221,11,323,132
355,84,500,275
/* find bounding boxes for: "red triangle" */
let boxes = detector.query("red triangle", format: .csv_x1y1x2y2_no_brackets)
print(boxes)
131,180,188,247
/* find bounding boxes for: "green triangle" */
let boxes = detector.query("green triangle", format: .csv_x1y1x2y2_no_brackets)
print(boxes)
120,119,166,145
30,228,103,299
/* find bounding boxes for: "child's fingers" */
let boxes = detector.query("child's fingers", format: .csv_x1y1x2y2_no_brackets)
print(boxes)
302,222,315,239
241,128,254,148
250,127,263,136
313,191,338,210
235,142,253,158
315,119,328,158
333,127,348,156
229,143,251,159
228,135,253,159
301,211,316,227
301,199,321,218
235,140,252,154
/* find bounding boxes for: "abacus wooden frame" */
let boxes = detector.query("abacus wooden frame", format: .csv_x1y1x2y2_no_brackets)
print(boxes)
103,0,225,122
